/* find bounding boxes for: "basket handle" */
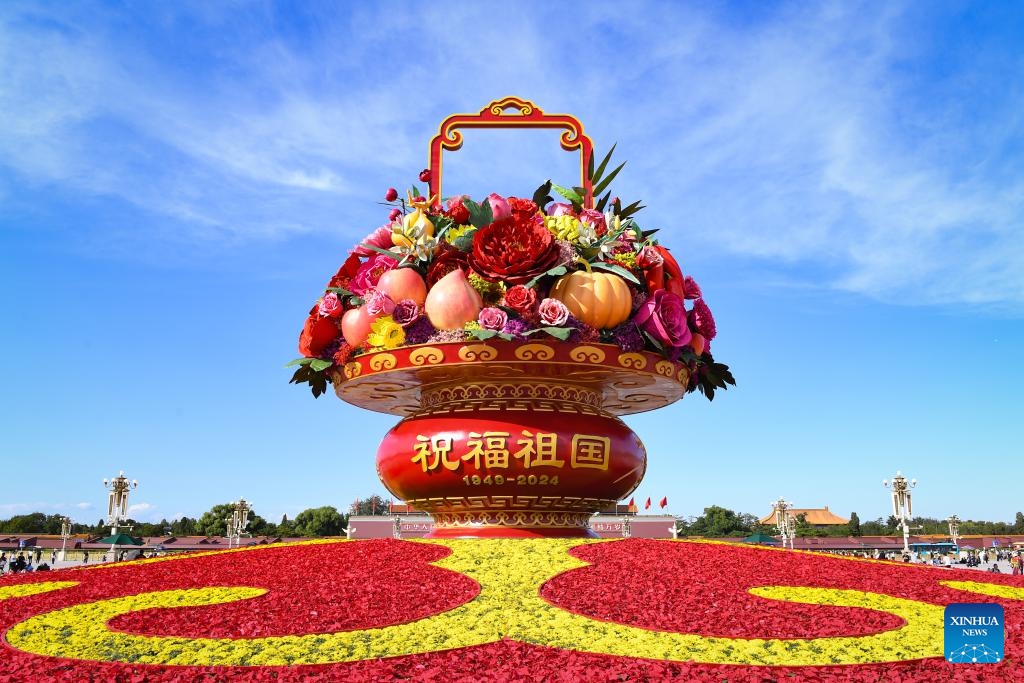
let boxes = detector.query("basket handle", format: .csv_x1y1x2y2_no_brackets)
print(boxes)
428,97,594,210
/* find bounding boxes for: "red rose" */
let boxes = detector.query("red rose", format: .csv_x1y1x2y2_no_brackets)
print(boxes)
298,314,340,357
468,215,561,285
502,285,537,316
426,242,470,288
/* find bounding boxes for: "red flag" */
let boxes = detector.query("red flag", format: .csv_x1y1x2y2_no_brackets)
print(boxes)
660,496,668,509
644,497,651,510
628,497,635,507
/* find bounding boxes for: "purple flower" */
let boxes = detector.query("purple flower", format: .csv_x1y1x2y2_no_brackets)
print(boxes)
478,307,508,331
610,322,644,352
403,317,436,345
392,299,421,327
502,318,531,340
538,298,569,327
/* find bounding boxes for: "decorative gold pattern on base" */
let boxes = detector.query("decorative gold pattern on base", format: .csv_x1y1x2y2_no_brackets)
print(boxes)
422,382,603,411
431,510,593,529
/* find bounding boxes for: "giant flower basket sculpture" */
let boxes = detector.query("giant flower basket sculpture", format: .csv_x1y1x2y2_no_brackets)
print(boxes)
289,97,734,537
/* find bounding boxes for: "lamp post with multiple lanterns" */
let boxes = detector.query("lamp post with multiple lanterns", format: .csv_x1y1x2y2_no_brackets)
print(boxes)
103,471,137,560
772,497,795,550
948,514,961,551
226,497,252,549
883,471,916,555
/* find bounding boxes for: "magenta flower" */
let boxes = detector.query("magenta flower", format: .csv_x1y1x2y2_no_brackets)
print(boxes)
690,298,716,340
634,290,691,348
349,253,397,295
546,202,575,217
478,307,508,331
683,275,702,300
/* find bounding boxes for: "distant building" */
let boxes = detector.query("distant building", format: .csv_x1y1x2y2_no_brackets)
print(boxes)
759,506,849,528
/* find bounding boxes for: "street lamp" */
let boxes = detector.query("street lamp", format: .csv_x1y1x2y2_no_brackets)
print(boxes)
772,497,795,550
103,471,137,561
883,471,916,555
59,516,72,562
227,497,252,549
948,514,961,550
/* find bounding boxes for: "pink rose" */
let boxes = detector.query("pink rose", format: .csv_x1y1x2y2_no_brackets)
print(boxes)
633,290,692,348
502,285,537,316
392,299,421,327
547,202,575,217
538,298,569,327
579,208,606,235
352,225,394,257
349,253,397,295
365,288,396,316
317,292,343,318
478,307,508,331
487,193,511,221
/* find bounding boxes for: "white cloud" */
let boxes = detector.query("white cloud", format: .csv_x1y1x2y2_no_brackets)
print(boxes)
1,2,1021,309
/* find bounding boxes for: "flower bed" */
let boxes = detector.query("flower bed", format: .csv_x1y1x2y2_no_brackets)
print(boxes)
2,539,1021,681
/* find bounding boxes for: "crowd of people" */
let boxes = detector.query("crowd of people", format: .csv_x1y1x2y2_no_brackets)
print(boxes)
1,548,148,574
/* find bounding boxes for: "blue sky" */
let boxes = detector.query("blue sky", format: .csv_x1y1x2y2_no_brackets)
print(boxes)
1,1,1022,528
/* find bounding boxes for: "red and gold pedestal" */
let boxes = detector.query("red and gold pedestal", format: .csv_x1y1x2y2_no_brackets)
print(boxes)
334,341,689,538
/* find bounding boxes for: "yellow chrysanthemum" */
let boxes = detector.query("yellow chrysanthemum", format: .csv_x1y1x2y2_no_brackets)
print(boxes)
463,321,482,332
611,252,637,269
444,224,476,244
366,316,405,349
544,215,581,241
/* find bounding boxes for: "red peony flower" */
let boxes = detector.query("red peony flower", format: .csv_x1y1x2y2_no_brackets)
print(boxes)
469,215,561,285
426,242,470,288
508,197,542,225
298,313,340,356
328,253,363,289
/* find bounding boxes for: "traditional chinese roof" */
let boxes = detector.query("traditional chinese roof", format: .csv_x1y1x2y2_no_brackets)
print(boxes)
758,506,850,526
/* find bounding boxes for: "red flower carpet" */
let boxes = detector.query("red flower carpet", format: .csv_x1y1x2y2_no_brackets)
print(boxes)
1,538,1021,681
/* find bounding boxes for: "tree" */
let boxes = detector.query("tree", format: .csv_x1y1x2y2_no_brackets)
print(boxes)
194,503,269,538
1015,512,1024,534
277,514,295,537
848,512,862,537
686,506,754,537
293,506,345,537
351,495,392,516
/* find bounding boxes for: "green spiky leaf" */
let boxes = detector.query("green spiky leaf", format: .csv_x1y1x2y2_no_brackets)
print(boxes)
591,261,641,285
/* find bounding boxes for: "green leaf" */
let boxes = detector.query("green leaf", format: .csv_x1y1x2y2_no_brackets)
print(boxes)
590,143,618,184
309,358,333,372
524,265,568,289
591,261,641,285
285,358,314,368
326,286,355,297
592,161,626,198
620,200,645,219
467,328,499,341
347,296,364,307
523,326,572,341
451,228,477,252
358,242,397,258
410,184,422,198
532,180,553,207
640,329,664,352
550,182,583,206
462,196,494,228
